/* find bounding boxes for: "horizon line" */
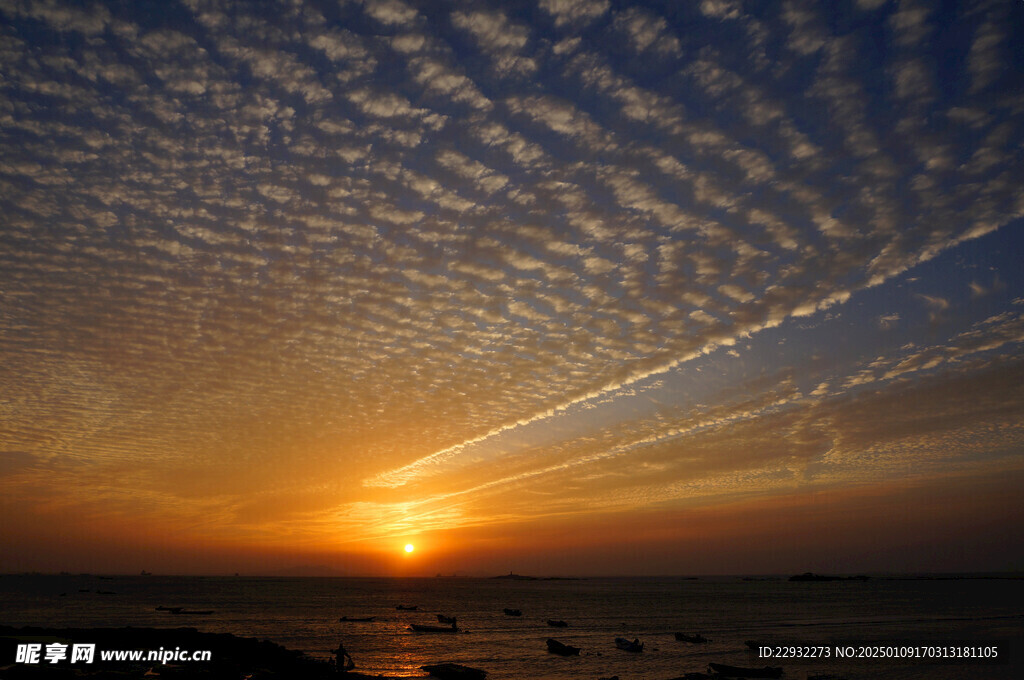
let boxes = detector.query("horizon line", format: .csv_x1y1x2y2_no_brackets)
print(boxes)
7,570,1024,579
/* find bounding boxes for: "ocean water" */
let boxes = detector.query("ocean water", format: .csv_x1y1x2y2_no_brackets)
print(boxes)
1,574,1022,679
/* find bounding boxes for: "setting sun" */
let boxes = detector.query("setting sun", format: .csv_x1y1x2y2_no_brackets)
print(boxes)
404,544,415,553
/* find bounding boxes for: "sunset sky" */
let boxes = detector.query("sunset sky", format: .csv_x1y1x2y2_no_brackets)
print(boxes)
2,0,1023,577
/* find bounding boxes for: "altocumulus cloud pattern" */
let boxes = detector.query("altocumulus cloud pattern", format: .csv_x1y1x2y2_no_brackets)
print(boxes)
1,0,1023,552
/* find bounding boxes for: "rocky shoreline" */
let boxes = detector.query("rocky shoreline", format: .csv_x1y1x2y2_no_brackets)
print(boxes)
0,625,401,679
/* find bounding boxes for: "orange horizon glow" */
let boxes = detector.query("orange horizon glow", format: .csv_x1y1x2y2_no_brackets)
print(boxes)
4,463,1024,577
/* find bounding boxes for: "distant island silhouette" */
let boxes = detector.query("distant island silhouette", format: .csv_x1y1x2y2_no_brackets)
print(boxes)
490,572,582,581
491,572,536,580
789,572,870,582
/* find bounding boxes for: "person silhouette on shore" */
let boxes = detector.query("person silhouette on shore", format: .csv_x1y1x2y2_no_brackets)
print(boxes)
334,641,355,673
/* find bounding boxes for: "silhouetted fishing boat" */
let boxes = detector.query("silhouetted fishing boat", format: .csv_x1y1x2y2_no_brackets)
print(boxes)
615,637,643,652
156,606,183,613
675,632,709,643
502,608,521,616
707,662,783,678
339,616,375,622
409,623,458,633
396,604,418,610
436,614,457,624
546,619,569,627
546,638,580,656
420,663,487,680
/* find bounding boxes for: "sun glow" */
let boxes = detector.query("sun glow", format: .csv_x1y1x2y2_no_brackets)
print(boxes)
404,543,415,553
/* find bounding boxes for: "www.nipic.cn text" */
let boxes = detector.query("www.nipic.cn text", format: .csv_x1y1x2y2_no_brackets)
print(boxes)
15,643,212,665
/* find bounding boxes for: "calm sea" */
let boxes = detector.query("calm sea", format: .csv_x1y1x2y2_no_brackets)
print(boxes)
1,574,1022,679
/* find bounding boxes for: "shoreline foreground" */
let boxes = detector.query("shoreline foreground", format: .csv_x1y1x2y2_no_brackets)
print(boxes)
0,625,402,679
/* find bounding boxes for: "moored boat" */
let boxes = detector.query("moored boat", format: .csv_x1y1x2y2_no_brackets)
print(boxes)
546,638,581,656
436,614,457,624
397,604,418,610
675,632,709,643
410,623,459,633
614,637,644,652
546,619,569,627
707,662,783,678
420,663,487,679
502,608,522,616
339,616,375,622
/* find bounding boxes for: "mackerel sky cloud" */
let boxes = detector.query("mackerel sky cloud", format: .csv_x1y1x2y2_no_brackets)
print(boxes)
1,0,1022,575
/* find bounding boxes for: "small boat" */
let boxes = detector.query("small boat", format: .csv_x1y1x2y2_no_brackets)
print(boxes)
156,606,184,613
707,662,783,678
420,663,487,680
171,609,213,615
409,623,459,633
96,590,116,595
546,638,581,656
502,608,522,616
615,637,644,652
397,604,419,611
546,619,569,627
675,632,709,643
339,616,375,622
436,614,457,624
